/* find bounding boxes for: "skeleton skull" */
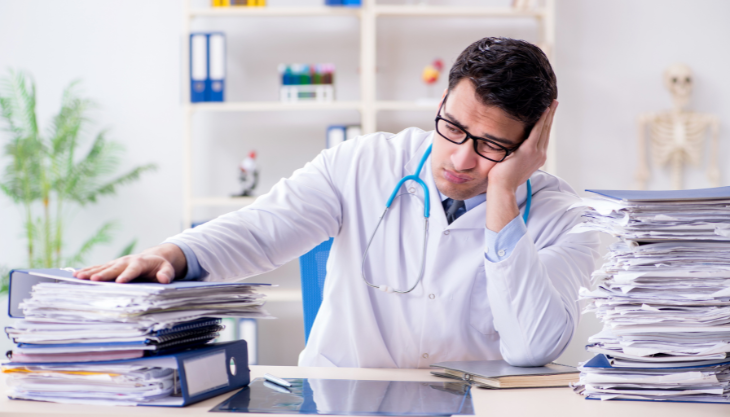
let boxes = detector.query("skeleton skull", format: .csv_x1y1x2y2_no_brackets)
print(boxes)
663,63,693,110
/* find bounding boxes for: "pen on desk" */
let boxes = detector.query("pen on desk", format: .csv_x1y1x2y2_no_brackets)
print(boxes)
264,373,292,388
263,380,292,394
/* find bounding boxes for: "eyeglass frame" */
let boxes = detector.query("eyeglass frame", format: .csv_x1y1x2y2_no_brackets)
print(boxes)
434,94,522,163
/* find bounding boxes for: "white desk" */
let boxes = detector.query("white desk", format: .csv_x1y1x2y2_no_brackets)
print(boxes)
1,365,728,416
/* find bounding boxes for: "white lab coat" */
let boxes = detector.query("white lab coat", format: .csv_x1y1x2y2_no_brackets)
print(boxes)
172,127,600,368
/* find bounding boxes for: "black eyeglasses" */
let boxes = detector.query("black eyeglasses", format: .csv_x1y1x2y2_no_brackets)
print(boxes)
434,95,519,163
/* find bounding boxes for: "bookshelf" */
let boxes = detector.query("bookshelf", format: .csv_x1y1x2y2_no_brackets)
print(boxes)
181,0,556,229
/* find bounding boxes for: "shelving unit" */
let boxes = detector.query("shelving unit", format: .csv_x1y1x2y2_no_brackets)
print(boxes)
181,0,555,229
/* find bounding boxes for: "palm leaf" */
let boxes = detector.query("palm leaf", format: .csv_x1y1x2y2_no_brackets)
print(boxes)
0,71,44,203
0,70,39,140
0,73,156,269
117,238,138,258
81,163,157,204
65,221,117,268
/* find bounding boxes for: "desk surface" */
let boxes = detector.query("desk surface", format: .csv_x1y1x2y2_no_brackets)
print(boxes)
1,365,728,416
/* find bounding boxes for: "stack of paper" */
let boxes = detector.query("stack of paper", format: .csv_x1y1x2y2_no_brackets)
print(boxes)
4,363,176,405
571,187,730,403
6,318,225,362
4,269,271,363
3,269,266,406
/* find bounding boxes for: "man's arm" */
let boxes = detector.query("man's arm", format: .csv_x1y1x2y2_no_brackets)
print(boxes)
485,204,599,366
480,100,599,366
76,147,344,283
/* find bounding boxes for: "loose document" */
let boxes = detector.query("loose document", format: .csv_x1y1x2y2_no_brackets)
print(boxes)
570,187,730,403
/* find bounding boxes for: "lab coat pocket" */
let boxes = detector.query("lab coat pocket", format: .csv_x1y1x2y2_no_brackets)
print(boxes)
469,268,497,335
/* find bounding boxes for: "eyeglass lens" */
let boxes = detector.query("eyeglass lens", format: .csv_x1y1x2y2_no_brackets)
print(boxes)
435,118,508,161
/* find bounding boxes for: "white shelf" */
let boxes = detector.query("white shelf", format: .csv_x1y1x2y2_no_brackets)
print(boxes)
373,5,545,18
265,288,302,303
181,0,556,229
375,100,440,111
188,100,443,113
191,197,257,207
189,7,361,17
189,101,362,112
188,6,544,19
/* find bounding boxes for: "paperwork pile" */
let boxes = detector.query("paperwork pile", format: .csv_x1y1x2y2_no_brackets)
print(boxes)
571,187,730,403
3,269,269,405
4,269,270,362
4,363,176,405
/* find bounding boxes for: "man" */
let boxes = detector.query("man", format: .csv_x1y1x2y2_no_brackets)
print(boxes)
76,37,600,368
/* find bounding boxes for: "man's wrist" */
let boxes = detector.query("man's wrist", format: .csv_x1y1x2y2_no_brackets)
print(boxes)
486,183,520,232
143,243,188,279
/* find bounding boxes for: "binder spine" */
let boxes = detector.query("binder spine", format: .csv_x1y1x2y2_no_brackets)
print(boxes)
207,33,226,102
175,340,249,406
190,34,208,103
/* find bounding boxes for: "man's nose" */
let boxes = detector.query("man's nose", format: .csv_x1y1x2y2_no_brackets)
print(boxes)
451,140,478,171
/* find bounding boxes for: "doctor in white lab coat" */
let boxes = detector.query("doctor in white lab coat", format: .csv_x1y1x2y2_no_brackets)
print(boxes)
76,37,600,368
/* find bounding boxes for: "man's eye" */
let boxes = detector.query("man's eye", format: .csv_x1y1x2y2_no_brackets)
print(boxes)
478,141,502,151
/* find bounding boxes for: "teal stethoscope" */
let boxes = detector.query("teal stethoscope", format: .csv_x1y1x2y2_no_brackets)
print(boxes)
361,144,533,294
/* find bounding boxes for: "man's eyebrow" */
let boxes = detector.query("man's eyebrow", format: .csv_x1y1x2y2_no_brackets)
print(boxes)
443,110,517,147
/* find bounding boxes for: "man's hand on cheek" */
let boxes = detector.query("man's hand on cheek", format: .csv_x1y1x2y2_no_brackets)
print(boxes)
487,100,558,193
485,100,558,232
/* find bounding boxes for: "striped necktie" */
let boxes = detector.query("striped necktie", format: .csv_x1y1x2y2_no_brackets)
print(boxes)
443,198,466,225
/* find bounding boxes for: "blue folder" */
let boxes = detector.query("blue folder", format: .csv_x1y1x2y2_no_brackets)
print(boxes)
586,186,730,202
190,33,208,103
582,354,730,404
207,32,226,102
5,340,250,407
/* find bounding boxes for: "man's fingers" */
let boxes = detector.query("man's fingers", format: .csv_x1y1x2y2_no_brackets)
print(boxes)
156,262,175,284
75,264,110,280
537,100,558,151
115,261,146,283
89,263,127,282
526,106,550,149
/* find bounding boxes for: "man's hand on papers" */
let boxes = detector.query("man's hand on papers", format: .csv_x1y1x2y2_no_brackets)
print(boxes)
73,243,188,284
486,100,558,233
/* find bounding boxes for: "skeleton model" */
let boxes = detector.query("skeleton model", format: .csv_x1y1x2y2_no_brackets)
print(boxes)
636,64,720,190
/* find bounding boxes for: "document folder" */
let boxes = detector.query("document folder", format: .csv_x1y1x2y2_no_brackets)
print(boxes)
7,268,270,319
190,33,208,102
586,186,730,202
580,354,730,404
431,360,578,388
207,32,226,102
4,340,250,407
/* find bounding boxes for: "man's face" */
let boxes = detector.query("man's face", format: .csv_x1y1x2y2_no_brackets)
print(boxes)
431,79,526,200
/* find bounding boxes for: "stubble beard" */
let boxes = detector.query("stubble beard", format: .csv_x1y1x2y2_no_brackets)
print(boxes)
434,166,489,201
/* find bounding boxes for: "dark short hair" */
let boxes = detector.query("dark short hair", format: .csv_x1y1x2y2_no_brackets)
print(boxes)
448,37,557,139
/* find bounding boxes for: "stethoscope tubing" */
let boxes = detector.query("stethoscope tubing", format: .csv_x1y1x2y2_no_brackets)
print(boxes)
361,143,532,294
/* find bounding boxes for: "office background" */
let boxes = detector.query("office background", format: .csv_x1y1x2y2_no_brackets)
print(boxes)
0,0,728,365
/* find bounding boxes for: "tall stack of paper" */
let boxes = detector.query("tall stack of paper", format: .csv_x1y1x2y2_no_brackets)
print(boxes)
3,268,269,405
571,187,730,403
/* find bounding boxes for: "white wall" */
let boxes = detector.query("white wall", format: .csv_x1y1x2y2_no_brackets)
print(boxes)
1,0,729,365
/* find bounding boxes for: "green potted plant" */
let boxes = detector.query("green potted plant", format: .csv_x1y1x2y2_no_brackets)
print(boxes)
0,70,157,284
